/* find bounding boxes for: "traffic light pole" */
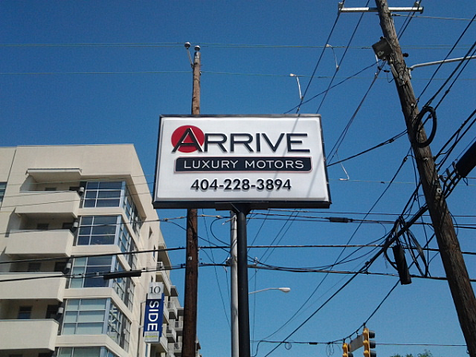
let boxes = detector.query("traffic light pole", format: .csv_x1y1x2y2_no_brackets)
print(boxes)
182,47,201,357
374,1,476,355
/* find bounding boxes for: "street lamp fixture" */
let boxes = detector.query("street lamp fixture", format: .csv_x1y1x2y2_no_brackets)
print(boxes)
249,287,291,295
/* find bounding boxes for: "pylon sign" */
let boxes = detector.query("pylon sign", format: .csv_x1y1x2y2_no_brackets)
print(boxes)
143,282,165,343
153,115,331,209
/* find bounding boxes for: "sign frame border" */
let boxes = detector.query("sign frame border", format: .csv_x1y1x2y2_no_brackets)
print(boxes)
153,114,331,210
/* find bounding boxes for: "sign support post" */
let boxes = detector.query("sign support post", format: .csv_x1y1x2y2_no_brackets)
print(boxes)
232,204,251,357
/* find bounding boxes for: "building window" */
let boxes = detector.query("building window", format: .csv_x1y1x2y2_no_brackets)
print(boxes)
123,187,143,234
54,260,68,272
114,270,135,310
69,256,134,309
27,262,41,272
57,347,118,357
45,305,59,319
108,304,131,351
37,223,49,230
18,306,32,319
77,215,136,265
82,181,123,208
77,216,118,245
70,256,113,288
81,181,143,234
63,299,107,335
62,299,130,351
0,182,6,203
117,221,137,268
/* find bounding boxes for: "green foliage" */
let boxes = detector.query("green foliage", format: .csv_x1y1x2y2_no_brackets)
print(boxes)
390,350,433,357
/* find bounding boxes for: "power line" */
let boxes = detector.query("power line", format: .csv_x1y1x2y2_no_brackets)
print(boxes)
1,42,472,49
257,339,466,348
316,0,371,114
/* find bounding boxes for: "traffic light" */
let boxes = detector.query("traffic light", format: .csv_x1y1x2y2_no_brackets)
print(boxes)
392,242,412,285
362,327,376,357
342,342,353,357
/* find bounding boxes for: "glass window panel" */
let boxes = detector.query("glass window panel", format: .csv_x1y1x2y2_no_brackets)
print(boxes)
99,182,123,189
62,324,76,334
98,191,121,199
84,277,107,288
0,182,6,203
76,323,104,334
83,200,96,208
77,311,105,323
81,216,93,225
78,226,92,235
85,267,107,275
77,216,119,246
85,191,98,199
71,267,84,274
77,236,89,245
57,348,72,357
70,278,82,288
63,312,78,323
91,235,115,245
74,257,87,266
66,300,80,310
93,225,116,235
95,216,117,225
97,199,120,207
75,347,101,357
86,182,99,189
18,306,32,319
81,299,107,309
89,256,112,265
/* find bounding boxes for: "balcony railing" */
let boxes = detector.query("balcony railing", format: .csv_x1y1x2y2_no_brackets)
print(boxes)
174,320,183,333
0,273,66,301
168,300,178,319
5,229,74,257
0,319,59,350
156,270,173,297
166,325,177,342
14,191,80,219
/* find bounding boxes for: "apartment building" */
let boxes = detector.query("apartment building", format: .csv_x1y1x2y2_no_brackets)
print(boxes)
0,145,191,357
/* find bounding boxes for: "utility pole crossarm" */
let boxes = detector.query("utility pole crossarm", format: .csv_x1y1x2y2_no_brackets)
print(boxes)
373,1,476,356
338,2,423,13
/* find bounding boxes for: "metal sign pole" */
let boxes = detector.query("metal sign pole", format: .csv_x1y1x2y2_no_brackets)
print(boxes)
234,204,251,357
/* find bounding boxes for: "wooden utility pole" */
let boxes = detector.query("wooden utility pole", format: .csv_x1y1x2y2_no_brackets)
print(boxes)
374,1,476,355
182,46,201,357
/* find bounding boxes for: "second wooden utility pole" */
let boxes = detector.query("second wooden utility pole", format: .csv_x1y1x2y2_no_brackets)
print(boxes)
374,1,476,356
182,45,201,357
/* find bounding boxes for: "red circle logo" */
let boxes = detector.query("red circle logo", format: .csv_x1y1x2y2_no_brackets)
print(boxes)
171,125,205,153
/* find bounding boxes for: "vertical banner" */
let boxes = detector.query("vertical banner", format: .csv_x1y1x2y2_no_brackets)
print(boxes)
144,282,165,343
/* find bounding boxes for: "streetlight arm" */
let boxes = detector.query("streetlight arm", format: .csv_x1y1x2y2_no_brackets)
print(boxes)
409,55,476,71
249,287,291,295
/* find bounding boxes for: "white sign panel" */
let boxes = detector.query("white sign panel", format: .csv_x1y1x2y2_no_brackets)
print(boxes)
153,115,331,209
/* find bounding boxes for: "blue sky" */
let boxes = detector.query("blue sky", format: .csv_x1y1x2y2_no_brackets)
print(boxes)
1,1,475,357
